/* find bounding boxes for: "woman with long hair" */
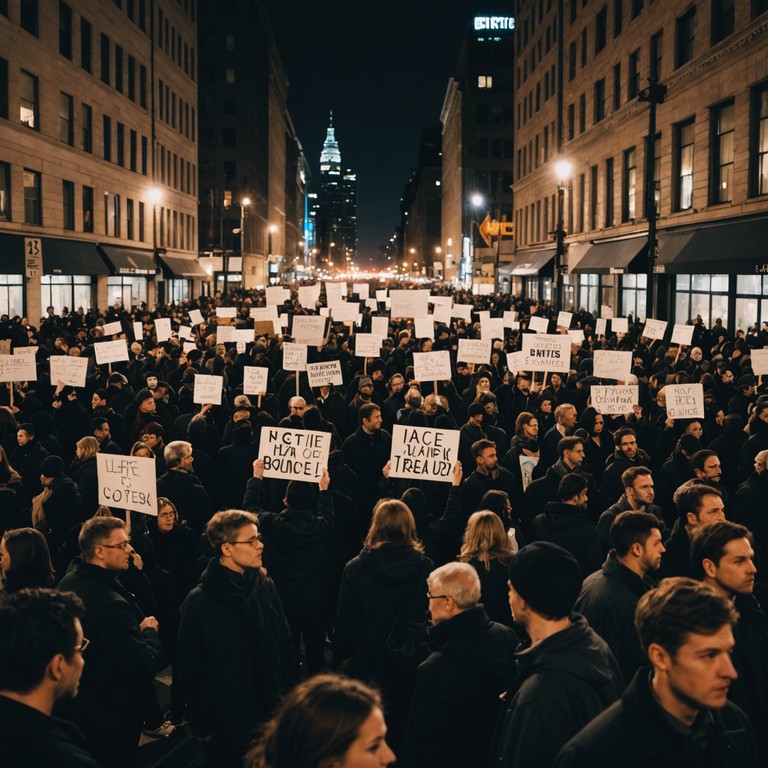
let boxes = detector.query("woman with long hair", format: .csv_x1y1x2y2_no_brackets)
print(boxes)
246,674,395,768
334,499,433,755
72,435,100,519
0,527,55,593
579,406,613,485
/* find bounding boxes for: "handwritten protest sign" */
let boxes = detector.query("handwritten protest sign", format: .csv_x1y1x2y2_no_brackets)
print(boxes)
178,326,194,340
243,366,269,396
528,315,550,333
352,282,369,299
102,321,122,336
97,454,157,515
188,309,205,326
611,317,628,334
371,316,389,338
520,334,571,373
133,321,143,339
751,349,768,376
556,311,573,329
506,351,526,373
50,356,88,387
232,328,255,343
457,339,491,365
194,374,223,405
389,425,459,482
154,318,172,342
591,385,639,415
250,307,279,323
600,305,614,319
354,334,382,358
94,340,129,365
215,326,234,344
593,350,632,381
283,343,308,371
503,310,519,327
389,290,429,318
671,324,695,346
642,318,668,340
306,360,344,387
266,287,290,306
430,296,453,312
0,354,37,382
292,316,327,346
478,284,493,295
258,427,331,482
569,329,585,344
595,318,607,336
481,317,505,340
413,351,452,381
330,302,361,323
12,346,37,360
414,318,434,339
325,282,346,307
665,384,704,419
215,307,237,318
298,284,321,307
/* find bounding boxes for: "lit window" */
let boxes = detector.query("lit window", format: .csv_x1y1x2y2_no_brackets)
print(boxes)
478,75,493,89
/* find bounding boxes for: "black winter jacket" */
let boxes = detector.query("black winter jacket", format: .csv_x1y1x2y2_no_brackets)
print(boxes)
156,468,213,534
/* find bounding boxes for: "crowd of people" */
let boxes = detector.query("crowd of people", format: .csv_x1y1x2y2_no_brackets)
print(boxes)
0,280,767,768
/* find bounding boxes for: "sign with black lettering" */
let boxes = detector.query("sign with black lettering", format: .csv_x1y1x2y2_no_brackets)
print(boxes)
258,427,331,482
520,333,571,373
665,384,704,420
97,454,157,515
389,425,459,482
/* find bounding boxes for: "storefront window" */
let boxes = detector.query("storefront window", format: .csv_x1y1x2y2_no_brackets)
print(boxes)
525,276,539,300
621,274,647,320
166,278,189,304
735,275,768,332
674,274,729,328
41,275,92,314
541,277,552,303
107,276,147,308
0,274,24,317
578,274,599,313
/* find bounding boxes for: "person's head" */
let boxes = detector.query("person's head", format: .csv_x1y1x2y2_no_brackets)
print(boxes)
622,466,655,508
130,440,154,459
156,497,179,534
515,411,539,440
683,419,704,441
475,374,492,394
689,450,722,484
285,481,317,511
558,436,585,469
555,403,578,429
423,393,440,416
364,500,423,553
400,487,426,521
39,455,65,484
755,449,768,478
0,588,86,703
140,422,164,449
611,511,665,573
676,483,726,530
472,439,497,472
613,427,638,460
387,374,404,394
79,517,133,570
75,436,99,462
89,417,110,441
579,407,604,435
288,396,307,418
507,542,582,625
91,390,108,410
245,674,395,768
467,402,484,426
17,423,35,447
557,473,589,507
164,440,194,471
426,563,481,624
459,510,514,567
206,510,264,574
359,403,382,435
404,387,423,411
515,371,531,394
135,388,156,414
477,489,512,522
0,527,55,586
635,577,739,713
691,521,756,596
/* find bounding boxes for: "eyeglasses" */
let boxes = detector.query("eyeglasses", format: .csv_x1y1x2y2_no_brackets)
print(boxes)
226,535,261,546
427,593,449,600
157,511,176,520
100,541,132,551
74,637,90,654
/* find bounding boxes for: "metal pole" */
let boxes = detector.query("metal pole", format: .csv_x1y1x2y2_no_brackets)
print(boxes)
555,184,565,311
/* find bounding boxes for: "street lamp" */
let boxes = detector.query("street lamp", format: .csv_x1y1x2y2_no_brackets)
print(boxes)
225,196,250,297
149,188,162,300
553,159,572,311
268,224,278,284
467,193,485,289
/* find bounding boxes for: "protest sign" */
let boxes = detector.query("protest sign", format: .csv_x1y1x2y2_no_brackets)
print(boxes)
94,339,130,365
354,334,382,358
478,284,493,295
216,307,237,318
556,311,573,329
611,317,628,334
292,315,327,346
330,301,361,322
451,304,473,323
97,454,157,515
366,298,378,311
243,366,269,396
503,310,519,327
481,317,505,340
600,305,614,319
389,425,459,482
591,385,639,415
595,318,607,336
102,321,122,336
389,289,429,318
432,306,451,326
0,354,37,382
50,356,88,388
593,350,632,381
506,351,526,373
430,296,453,312
325,282,346,306
253,320,278,337
298,284,321,307
642,318,668,340
414,318,434,340
665,383,705,419
154,318,172,342
375,289,388,303
178,326,194,340
216,326,235,344
133,321,143,339
520,334,571,373
413,351,452,382
371,316,389,338
188,309,205,326
751,349,768,376
283,343,308,371
520,455,539,492
250,307,279,322
258,427,331,482
12,346,37,360
266,287,290,306
671,324,695,346
194,374,223,405
352,282,370,298
306,360,344,387
568,329,585,344
476,311,490,322
232,328,255,343
0,341,10,355
528,315,550,333
457,339,491,365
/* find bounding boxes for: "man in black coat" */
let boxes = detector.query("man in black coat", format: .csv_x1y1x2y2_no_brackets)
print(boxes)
459,438,518,519
217,422,260,509
403,562,518,768
57,517,164,768
538,403,578,474
89,416,122,455
575,511,664,683
10,422,50,506
598,427,652,509
176,510,296,768
556,578,757,768
0,588,101,768
731,449,768,561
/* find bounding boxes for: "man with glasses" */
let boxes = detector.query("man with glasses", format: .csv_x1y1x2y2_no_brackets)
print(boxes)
0,587,100,767
157,439,213,534
176,509,295,768
57,517,164,768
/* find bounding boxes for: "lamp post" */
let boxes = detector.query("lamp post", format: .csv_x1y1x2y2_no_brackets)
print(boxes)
268,224,277,285
468,193,484,290
149,188,162,301
553,159,572,311
226,196,250,298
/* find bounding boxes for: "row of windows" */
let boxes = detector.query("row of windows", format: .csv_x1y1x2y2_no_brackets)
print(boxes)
156,205,197,251
96,31,148,109
157,144,197,196
517,121,557,177
157,4,196,82
158,80,196,141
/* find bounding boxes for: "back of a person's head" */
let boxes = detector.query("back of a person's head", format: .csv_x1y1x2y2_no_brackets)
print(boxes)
400,487,426,521
557,472,587,502
477,489,510,519
365,499,422,552
459,510,513,566
610,511,662,557
1,528,55,589
285,481,316,510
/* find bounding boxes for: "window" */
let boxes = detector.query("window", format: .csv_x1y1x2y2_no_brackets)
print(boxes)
674,274,729,327
622,146,636,221
23,168,41,225
595,6,607,53
750,82,768,196
128,55,135,100
735,275,768,332
101,34,110,84
676,7,696,68
104,192,120,237
675,119,695,210
138,201,145,241
80,18,92,72
0,57,7,119
579,274,600,314
644,132,662,216
605,157,615,226
140,65,147,108
130,129,137,172
631,0,643,19
579,93,586,133
167,279,189,304
712,0,735,44
568,103,575,140
62,180,75,230
0,161,10,221
115,46,123,93
19,70,38,129
59,92,74,145
81,103,92,152
126,198,134,240
590,165,599,229
569,41,576,81
59,2,72,59
581,28,588,66
222,128,237,147
628,49,640,99
621,274,647,320
225,68,235,84
614,0,623,37
0,274,24,318
41,275,92,314
20,0,38,36
141,135,148,175
577,173,586,232
108,276,147,307
754,0,768,20
114,123,124,167
478,75,493,89
594,79,606,122
82,185,93,232
711,101,734,204
612,63,621,110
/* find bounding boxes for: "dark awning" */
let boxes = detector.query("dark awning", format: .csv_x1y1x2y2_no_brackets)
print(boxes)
510,248,556,275
570,237,647,274
98,245,157,275
657,218,768,274
158,254,208,278
0,233,25,272
41,238,109,275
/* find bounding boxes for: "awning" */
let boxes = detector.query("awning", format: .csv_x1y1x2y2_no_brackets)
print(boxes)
658,218,768,274
510,248,556,275
0,233,25,272
570,236,647,274
98,245,157,274
158,254,208,278
42,238,109,275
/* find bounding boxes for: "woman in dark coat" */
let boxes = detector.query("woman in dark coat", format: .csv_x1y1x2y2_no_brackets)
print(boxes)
580,406,614,485
0,526,55,592
71,436,100,520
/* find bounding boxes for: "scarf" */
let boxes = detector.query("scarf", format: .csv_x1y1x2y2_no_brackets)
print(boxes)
31,485,53,532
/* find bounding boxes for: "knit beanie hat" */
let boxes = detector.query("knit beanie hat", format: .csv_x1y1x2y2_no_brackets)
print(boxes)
40,455,66,478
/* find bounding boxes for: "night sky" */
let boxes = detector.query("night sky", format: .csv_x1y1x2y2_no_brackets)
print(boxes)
263,1,511,265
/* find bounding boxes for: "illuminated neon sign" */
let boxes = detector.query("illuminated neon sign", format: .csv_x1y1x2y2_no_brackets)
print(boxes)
473,16,515,32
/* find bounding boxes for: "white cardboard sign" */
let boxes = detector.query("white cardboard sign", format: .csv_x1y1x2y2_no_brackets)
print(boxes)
556,311,573,329
258,427,331,482
375,289,388,303
751,349,768,376
642,318,668,340
250,307,279,322
154,318,172,342
292,315,327,346
591,385,639,415
243,366,269,396
216,307,237,318
133,321,143,339
325,282,346,307
94,340,130,365
665,384,705,420
50,356,88,388
520,334,571,373
188,309,205,326
194,374,224,405
330,302,361,322
671,324,695,347
389,289,429,319
413,351,452,382
354,334,382,358
528,315,550,333
298,285,321,307
371,316,390,338
0,354,37,382
352,282,369,298
388,425,459,482
231,328,255,343
593,350,632,381
457,338,492,365
506,351,526,373
97,454,157,515
595,319,607,337
266,287,290,306
216,326,234,344
102,321,122,336
452,304,473,323
306,360,344,387
503,310,518,327
283,343,308,371
481,318,505,340
569,329,585,344
414,318,434,339
611,317,629,334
